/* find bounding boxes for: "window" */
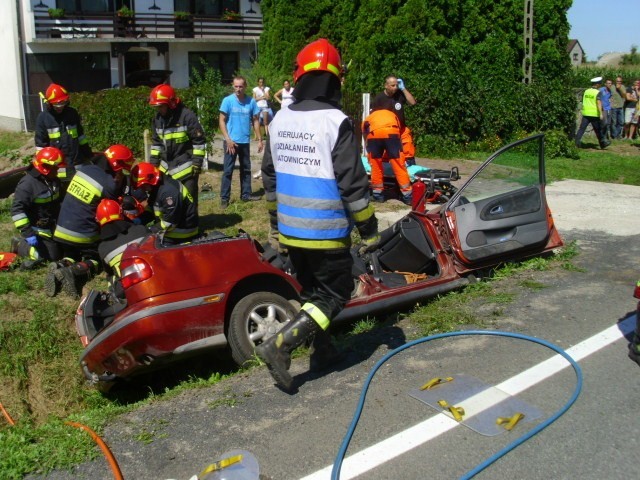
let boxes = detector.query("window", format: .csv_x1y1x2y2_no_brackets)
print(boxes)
573,53,579,61
189,52,238,84
56,0,115,14
27,52,111,94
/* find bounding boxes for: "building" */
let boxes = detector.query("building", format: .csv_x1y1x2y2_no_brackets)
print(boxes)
1,1,263,132
567,39,585,67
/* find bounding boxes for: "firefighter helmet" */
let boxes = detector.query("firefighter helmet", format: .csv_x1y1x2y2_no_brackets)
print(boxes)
131,162,161,188
104,144,135,173
33,147,63,176
293,38,342,83
149,84,177,108
95,199,124,226
45,83,70,106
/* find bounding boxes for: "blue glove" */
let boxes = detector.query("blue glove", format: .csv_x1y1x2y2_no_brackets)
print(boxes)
131,217,142,225
25,236,38,246
397,78,405,91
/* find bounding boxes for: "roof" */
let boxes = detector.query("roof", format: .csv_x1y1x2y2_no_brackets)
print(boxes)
567,39,584,54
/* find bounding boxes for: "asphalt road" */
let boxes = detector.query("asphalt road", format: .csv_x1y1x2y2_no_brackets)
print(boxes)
30,179,640,480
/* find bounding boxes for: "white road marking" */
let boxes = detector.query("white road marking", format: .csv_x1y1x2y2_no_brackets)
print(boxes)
300,315,636,480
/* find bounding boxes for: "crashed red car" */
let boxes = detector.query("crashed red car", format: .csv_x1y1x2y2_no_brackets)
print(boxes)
76,134,563,388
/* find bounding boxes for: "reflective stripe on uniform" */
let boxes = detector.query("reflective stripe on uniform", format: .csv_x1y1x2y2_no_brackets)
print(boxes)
278,233,350,250
53,225,99,244
301,302,330,330
66,171,103,204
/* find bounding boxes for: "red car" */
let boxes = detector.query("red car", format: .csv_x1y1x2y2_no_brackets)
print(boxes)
76,134,563,388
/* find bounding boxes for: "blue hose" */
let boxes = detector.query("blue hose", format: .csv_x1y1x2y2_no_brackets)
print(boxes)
330,330,583,480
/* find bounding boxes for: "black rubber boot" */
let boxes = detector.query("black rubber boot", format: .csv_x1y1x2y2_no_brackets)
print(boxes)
309,329,346,372
256,310,320,391
60,261,97,299
44,262,61,297
10,237,20,254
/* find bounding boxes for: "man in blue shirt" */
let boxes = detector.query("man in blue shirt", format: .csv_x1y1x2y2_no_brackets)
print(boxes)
599,79,612,141
218,76,264,208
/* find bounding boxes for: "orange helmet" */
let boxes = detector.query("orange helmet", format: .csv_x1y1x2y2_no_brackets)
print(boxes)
33,147,63,176
149,84,177,108
45,83,70,106
95,199,124,226
104,144,135,173
131,162,161,189
293,38,342,83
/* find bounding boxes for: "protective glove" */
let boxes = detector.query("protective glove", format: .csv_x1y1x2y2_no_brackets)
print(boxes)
25,236,38,247
149,225,162,234
397,78,405,91
192,164,201,175
358,232,381,256
131,217,142,225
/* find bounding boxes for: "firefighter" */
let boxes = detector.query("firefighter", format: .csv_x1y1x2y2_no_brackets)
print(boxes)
47,144,135,298
257,38,380,391
371,75,417,166
34,83,93,188
10,147,64,269
95,198,150,297
362,107,413,205
130,162,199,245
149,84,206,208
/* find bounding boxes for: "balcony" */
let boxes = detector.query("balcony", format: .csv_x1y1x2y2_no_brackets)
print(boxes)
32,10,262,41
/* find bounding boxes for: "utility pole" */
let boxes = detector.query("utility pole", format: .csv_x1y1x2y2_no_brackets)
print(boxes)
522,0,534,84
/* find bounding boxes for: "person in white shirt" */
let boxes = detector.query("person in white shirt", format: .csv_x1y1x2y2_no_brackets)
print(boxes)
252,77,271,140
274,79,295,109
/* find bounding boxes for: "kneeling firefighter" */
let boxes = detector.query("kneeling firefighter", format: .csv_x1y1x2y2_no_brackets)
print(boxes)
257,38,380,391
48,144,135,298
10,147,64,269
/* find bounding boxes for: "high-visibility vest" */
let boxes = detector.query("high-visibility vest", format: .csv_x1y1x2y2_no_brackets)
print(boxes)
582,88,600,117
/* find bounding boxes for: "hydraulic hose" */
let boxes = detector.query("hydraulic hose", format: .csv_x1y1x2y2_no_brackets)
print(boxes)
330,330,583,480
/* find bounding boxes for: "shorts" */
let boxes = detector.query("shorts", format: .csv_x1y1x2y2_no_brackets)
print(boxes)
625,108,637,124
259,105,270,113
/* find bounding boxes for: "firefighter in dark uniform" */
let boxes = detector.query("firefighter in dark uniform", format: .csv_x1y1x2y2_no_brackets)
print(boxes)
257,39,380,391
95,198,150,296
34,83,93,188
10,147,64,269
131,162,199,245
149,84,206,208
47,145,135,298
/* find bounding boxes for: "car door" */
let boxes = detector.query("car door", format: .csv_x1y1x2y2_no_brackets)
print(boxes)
443,133,562,266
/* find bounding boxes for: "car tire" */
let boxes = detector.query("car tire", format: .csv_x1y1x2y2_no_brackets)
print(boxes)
228,292,298,366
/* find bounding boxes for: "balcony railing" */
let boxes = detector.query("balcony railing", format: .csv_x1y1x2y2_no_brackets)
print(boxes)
33,11,262,40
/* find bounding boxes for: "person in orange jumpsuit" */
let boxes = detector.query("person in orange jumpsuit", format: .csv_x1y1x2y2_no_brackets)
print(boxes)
362,107,412,205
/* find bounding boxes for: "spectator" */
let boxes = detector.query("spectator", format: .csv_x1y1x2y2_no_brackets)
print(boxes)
371,75,417,166
623,79,639,140
575,77,610,149
599,79,612,140
274,79,295,109
609,76,625,139
252,77,271,139
219,76,264,208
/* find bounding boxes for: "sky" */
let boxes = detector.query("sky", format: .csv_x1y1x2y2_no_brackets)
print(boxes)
567,0,637,60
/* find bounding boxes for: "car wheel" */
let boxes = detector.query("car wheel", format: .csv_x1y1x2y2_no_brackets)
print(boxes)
228,292,297,366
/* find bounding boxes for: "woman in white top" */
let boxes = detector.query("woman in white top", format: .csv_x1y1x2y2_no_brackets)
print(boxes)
252,77,271,140
274,79,295,109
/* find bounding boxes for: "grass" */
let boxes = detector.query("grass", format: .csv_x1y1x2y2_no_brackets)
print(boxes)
0,123,601,478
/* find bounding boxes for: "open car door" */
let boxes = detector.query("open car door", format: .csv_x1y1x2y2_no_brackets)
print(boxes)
443,133,563,269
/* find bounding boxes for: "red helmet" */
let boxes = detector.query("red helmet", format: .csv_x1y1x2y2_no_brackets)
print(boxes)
131,162,161,189
95,199,124,226
33,147,63,175
45,83,70,106
104,144,135,173
293,38,342,83
149,84,177,108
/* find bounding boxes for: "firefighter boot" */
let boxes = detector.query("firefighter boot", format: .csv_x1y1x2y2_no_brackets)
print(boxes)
256,310,320,391
10,237,20,254
60,260,98,299
44,259,73,297
309,329,346,372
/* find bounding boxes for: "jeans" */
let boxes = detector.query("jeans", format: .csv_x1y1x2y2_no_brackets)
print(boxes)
610,108,624,139
600,110,610,140
220,142,252,201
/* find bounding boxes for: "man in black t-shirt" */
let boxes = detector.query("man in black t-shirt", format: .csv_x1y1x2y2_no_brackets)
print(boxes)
370,75,417,165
